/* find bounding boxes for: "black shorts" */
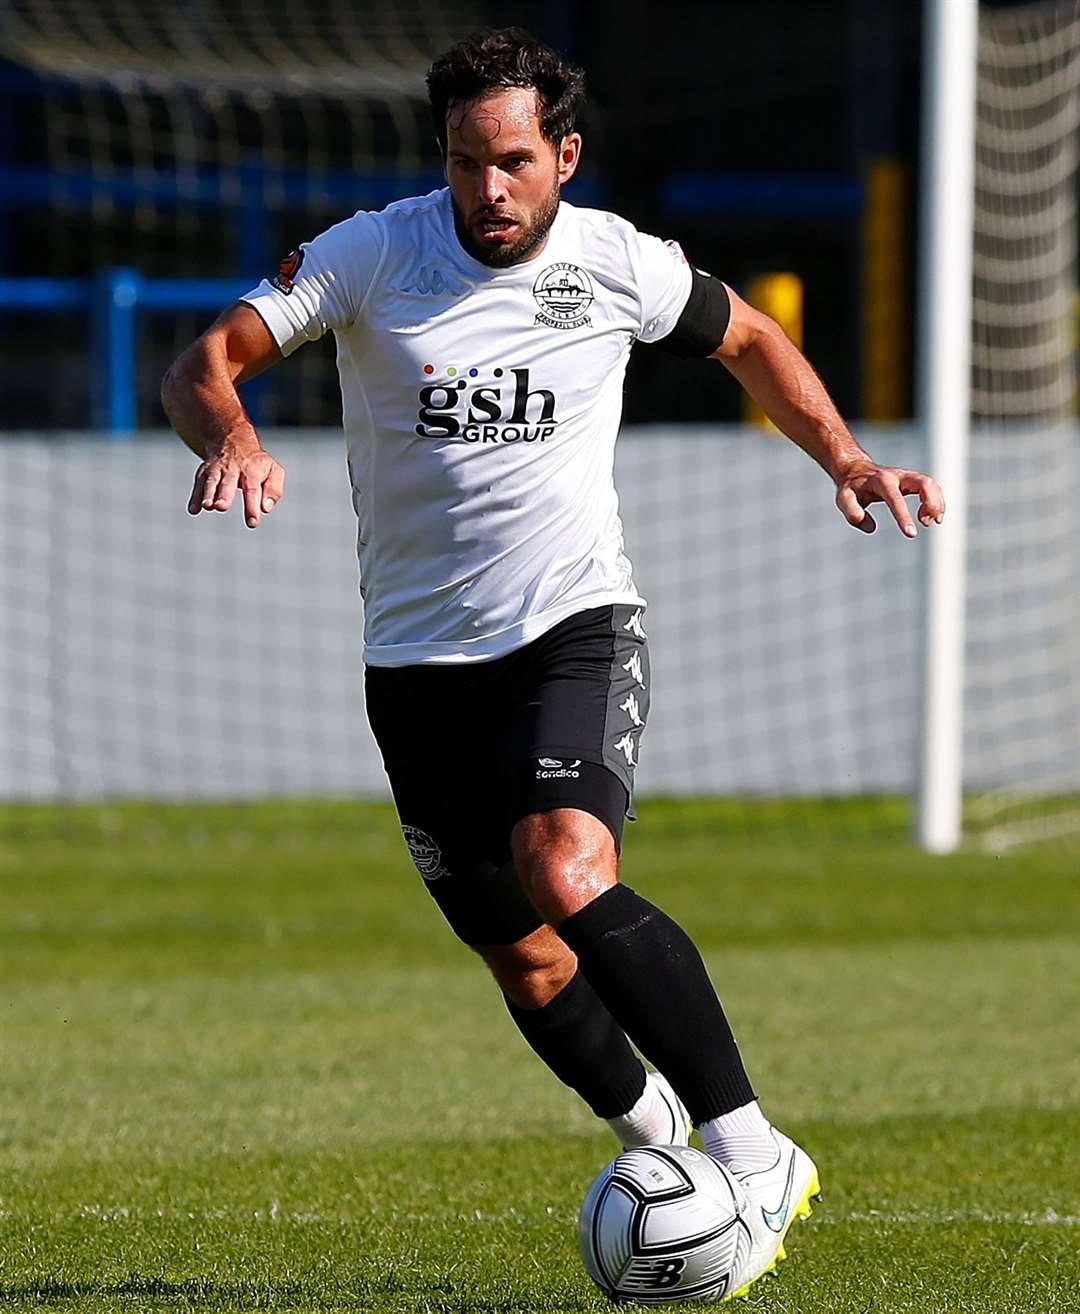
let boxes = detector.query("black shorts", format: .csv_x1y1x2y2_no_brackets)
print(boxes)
364,603,650,947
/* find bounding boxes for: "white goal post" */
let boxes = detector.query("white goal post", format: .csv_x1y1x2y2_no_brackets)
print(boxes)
915,0,978,854
917,0,1080,853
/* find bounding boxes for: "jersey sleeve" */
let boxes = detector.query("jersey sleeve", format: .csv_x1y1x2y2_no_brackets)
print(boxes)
239,210,386,356
630,230,694,343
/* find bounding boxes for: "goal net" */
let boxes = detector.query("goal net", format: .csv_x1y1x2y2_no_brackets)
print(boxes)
964,0,1080,847
0,0,486,425
0,1,1077,855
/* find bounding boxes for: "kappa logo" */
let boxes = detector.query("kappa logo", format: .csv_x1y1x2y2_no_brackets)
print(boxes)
622,651,646,688
532,262,594,330
613,732,637,767
401,824,452,882
400,266,468,297
620,692,644,727
623,608,646,639
536,757,582,779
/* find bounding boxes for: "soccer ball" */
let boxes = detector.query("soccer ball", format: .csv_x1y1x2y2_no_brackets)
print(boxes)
578,1145,752,1305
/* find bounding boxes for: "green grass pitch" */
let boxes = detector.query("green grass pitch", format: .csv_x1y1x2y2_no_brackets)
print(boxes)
2,799,1078,1312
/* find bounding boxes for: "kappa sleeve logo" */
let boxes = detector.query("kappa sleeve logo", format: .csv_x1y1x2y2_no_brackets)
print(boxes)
271,248,304,294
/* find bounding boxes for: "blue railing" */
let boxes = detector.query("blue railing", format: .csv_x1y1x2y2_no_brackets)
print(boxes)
0,270,249,435
0,167,863,434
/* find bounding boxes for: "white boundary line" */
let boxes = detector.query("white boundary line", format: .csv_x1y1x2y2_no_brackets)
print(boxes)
828,1209,1080,1227
0,1203,1076,1227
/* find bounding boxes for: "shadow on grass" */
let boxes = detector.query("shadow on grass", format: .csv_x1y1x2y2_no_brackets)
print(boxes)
0,1275,600,1312
0,1278,305,1308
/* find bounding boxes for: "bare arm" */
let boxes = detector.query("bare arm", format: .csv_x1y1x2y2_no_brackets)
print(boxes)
161,302,286,528
714,287,944,537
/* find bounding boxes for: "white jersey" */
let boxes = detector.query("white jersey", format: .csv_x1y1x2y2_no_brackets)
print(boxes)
241,188,691,666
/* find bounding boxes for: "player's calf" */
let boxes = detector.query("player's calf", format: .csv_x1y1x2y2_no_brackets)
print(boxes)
478,924,577,1007
502,965,648,1120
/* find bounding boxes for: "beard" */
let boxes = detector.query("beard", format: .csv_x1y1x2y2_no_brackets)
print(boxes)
453,177,561,268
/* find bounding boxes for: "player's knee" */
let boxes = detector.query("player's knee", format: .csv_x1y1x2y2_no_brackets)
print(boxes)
511,809,618,926
477,926,577,1007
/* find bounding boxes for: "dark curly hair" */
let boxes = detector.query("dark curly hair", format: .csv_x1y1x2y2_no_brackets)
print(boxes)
426,27,586,157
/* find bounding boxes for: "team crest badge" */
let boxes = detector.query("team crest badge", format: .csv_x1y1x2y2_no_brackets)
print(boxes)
272,248,304,294
533,262,594,330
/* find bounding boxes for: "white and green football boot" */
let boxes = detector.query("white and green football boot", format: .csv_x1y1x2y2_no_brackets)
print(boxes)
724,1127,820,1298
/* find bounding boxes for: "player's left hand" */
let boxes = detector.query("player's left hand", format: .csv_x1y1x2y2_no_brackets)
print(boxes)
834,464,945,538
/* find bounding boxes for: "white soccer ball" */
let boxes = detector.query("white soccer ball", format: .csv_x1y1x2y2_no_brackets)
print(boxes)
578,1145,752,1304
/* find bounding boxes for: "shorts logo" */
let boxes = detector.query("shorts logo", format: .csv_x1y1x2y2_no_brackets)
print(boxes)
620,692,644,727
533,262,594,330
622,651,646,688
536,757,582,779
623,608,646,639
401,824,452,882
613,733,637,767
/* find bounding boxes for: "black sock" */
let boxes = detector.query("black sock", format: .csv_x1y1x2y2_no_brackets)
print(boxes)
557,884,755,1125
504,969,646,1118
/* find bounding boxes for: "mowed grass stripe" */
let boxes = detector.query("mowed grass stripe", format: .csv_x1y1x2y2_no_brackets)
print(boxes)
4,937,1077,1167
1,800,1077,1312
4,1114,1080,1311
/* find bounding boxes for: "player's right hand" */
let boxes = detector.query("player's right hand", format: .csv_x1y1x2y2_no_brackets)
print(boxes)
188,446,286,529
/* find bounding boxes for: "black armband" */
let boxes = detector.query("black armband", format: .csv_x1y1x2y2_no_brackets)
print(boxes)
655,268,731,358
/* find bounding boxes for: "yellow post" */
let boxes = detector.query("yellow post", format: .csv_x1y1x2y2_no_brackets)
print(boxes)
862,157,910,420
743,273,803,430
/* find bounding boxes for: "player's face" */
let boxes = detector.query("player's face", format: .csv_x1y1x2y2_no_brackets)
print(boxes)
444,87,581,267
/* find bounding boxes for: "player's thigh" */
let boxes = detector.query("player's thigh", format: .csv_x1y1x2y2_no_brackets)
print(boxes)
503,603,651,852
364,663,543,947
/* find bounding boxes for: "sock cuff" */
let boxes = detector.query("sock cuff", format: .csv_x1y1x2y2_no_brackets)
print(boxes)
593,1068,648,1120
557,883,645,950
708,1100,765,1134
690,1071,758,1124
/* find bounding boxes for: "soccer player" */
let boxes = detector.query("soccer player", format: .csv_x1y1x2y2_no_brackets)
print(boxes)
162,27,944,1297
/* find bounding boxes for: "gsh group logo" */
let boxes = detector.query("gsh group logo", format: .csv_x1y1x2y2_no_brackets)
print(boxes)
415,367,558,442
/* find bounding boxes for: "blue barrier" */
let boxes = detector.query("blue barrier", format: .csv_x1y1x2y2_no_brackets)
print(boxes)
663,173,863,217
0,163,610,208
0,271,249,436
0,163,447,211
0,170,862,434
0,277,86,309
